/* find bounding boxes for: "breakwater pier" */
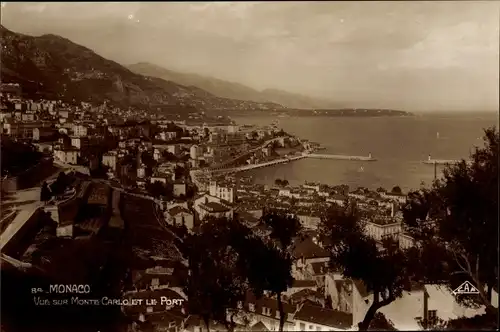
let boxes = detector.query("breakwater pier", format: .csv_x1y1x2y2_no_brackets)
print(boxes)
305,152,376,161
208,152,377,175
422,155,463,165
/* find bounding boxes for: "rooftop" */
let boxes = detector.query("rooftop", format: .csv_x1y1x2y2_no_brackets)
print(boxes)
292,279,317,288
168,206,192,216
294,303,353,329
293,237,329,260
200,201,231,213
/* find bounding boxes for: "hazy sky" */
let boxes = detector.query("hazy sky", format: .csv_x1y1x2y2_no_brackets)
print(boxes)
2,1,499,111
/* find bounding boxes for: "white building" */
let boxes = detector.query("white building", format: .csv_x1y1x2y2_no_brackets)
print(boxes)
54,147,79,164
72,124,88,137
190,145,201,160
166,206,194,231
173,182,187,197
208,181,236,203
193,194,233,222
102,152,118,172
137,164,146,178
293,303,353,331
70,136,89,150
364,219,402,242
381,192,408,204
379,284,487,330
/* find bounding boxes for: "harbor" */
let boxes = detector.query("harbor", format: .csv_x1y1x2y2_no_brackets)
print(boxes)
208,152,377,175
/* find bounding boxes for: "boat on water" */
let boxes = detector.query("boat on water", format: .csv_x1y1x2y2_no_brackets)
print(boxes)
436,132,440,139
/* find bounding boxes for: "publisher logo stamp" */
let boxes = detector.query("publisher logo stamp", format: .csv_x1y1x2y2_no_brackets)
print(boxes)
452,281,480,296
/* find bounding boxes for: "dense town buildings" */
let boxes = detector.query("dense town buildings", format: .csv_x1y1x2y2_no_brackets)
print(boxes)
1,84,494,332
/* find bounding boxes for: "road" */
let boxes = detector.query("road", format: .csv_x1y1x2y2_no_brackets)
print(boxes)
0,169,62,251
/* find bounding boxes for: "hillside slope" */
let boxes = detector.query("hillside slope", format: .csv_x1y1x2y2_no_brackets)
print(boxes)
0,26,283,112
128,62,346,109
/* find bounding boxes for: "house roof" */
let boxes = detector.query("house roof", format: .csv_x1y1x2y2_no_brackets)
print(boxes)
57,198,80,226
142,308,186,332
292,237,329,260
292,279,317,288
250,322,269,331
294,303,353,329
200,202,230,213
290,289,322,302
86,182,110,205
132,267,187,290
236,211,259,225
243,291,296,321
168,206,192,217
330,194,348,201
183,315,247,332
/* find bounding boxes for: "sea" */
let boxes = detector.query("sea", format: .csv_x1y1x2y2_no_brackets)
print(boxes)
231,112,498,192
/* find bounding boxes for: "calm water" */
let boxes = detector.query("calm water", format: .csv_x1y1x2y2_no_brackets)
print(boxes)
232,113,498,192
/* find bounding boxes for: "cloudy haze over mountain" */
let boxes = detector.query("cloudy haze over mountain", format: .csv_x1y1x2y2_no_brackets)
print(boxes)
1,1,499,112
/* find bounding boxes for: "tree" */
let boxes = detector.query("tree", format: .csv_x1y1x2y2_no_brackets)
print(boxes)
319,204,413,330
369,312,397,331
257,211,302,331
174,165,186,180
182,215,298,332
162,151,177,162
274,179,283,186
391,186,402,194
40,181,52,202
140,151,156,170
146,181,171,199
183,218,251,332
50,171,69,196
402,127,499,314
261,210,302,250
243,236,294,332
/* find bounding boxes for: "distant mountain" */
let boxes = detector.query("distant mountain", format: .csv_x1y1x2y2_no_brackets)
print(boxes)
0,25,283,112
128,62,346,110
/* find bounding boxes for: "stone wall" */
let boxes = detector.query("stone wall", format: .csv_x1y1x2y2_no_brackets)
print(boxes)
1,207,43,258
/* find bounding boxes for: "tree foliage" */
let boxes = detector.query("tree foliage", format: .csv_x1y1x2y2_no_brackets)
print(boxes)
162,151,177,162
182,218,252,332
257,210,301,331
260,210,302,249
402,127,498,312
320,204,414,330
145,181,173,199
274,178,289,187
0,136,43,176
50,172,69,196
182,213,299,332
174,165,187,180
391,186,402,194
40,181,52,202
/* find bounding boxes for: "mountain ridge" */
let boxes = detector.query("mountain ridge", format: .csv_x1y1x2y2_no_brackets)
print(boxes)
0,26,284,112
128,62,347,110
